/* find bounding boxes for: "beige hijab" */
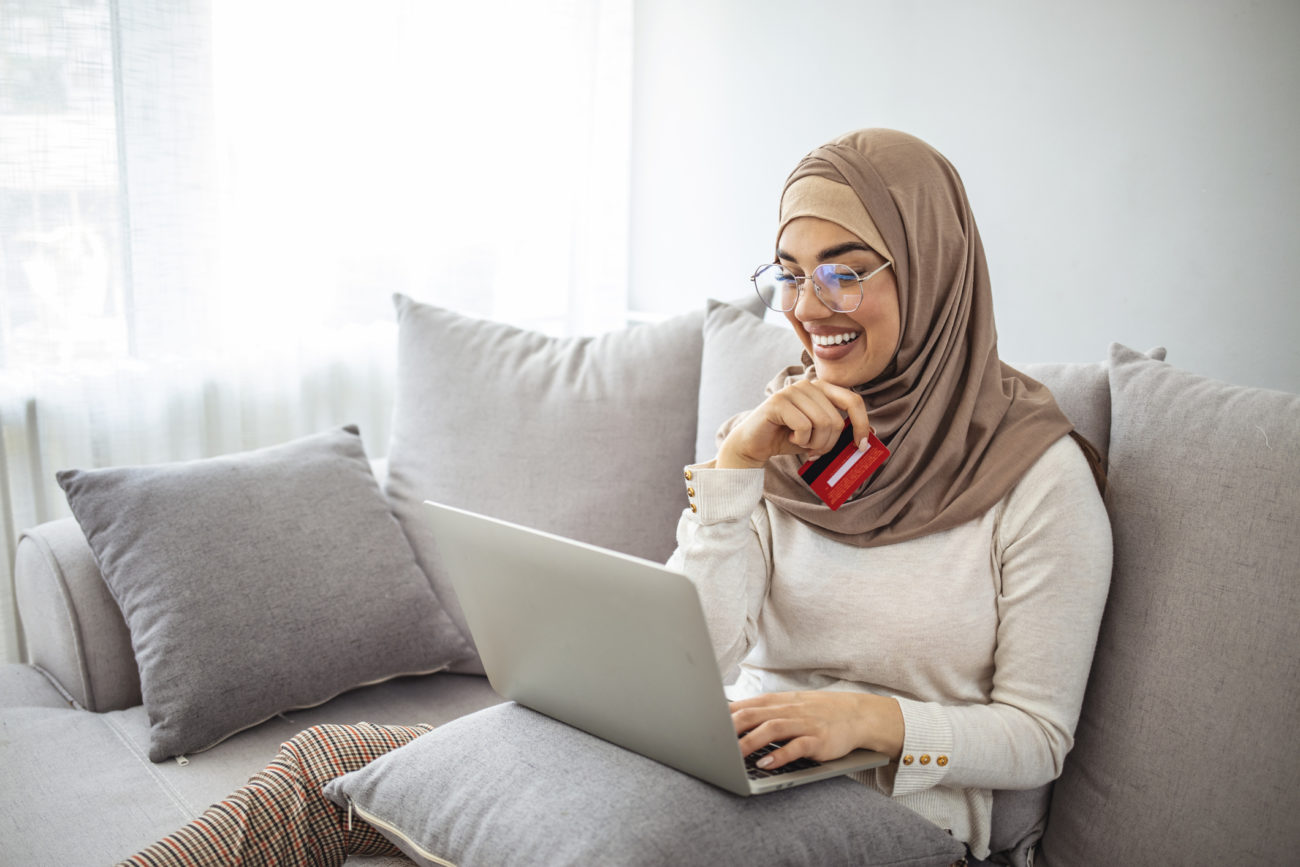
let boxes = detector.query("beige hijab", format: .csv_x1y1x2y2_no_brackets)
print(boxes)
742,129,1086,547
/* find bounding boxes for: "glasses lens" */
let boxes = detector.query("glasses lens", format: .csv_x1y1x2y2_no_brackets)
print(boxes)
753,264,799,311
813,264,862,312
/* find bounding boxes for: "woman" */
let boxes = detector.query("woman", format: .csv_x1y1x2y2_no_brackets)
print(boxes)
668,128,1111,860
121,129,1110,866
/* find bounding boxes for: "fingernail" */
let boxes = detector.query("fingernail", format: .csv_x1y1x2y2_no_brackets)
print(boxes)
756,756,773,768
858,438,871,452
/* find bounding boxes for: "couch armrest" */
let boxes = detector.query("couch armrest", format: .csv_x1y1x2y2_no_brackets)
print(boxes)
14,517,141,711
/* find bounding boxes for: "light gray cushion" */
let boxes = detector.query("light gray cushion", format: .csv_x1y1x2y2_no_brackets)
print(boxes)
324,702,965,867
0,664,71,709
1041,344,1300,865
384,295,706,674
0,706,202,864
0,674,502,864
1016,348,1165,471
695,300,805,463
56,426,469,761
1014,361,1111,466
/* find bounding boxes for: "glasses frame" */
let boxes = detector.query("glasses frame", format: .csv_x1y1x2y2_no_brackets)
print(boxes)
751,260,893,313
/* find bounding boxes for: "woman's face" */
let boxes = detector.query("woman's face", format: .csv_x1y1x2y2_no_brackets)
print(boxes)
778,216,901,388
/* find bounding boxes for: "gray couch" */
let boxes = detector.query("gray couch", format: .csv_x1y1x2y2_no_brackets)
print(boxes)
3,296,1297,865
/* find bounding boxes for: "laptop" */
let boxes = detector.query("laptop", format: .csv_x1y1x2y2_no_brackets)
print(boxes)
424,500,890,796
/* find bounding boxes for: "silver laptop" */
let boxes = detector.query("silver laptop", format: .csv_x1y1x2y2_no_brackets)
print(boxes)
424,500,889,796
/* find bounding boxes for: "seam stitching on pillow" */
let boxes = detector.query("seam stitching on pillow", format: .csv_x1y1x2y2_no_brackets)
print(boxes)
348,800,458,866
98,712,198,818
20,528,95,710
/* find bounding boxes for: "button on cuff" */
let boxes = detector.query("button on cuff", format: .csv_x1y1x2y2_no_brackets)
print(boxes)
681,464,765,524
890,696,954,796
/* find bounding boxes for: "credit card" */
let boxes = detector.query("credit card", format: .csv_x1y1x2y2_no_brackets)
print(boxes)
798,421,890,511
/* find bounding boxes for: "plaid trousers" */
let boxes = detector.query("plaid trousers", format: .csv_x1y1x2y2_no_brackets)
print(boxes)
118,722,432,867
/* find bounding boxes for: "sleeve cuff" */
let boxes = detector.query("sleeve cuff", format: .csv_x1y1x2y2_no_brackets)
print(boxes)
682,463,766,524
890,697,955,796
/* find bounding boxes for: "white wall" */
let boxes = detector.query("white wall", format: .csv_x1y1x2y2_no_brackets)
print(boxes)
630,0,1300,393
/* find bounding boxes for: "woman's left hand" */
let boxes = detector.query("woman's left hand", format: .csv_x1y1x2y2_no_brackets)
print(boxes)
730,691,905,770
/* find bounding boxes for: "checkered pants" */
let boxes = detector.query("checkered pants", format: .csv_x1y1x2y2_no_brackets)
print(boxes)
118,722,432,867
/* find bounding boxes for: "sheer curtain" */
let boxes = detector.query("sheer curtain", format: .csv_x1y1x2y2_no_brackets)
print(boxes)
0,0,632,664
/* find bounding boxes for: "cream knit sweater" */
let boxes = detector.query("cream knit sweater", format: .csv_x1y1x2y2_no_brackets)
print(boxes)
665,436,1112,858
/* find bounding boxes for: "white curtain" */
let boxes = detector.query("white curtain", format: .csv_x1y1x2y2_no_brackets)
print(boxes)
0,0,632,664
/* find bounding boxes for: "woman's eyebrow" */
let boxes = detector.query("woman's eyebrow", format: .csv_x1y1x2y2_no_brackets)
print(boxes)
776,241,878,263
817,241,877,260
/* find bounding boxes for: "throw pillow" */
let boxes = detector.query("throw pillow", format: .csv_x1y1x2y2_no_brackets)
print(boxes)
1015,348,1165,471
695,300,805,463
57,425,470,761
1040,344,1300,865
323,702,966,867
384,295,707,674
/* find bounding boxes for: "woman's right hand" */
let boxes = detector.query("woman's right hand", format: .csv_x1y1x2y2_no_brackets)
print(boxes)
715,379,871,470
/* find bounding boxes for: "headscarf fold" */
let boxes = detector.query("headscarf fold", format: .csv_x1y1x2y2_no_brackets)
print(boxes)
735,129,1080,547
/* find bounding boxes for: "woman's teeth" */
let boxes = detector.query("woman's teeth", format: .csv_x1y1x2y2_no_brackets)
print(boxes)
812,332,861,347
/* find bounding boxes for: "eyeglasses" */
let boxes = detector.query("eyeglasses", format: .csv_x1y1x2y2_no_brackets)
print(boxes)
750,261,892,313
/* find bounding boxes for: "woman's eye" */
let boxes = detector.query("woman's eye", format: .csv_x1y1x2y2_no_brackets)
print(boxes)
775,272,799,284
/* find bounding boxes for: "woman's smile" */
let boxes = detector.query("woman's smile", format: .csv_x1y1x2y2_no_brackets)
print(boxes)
807,327,863,359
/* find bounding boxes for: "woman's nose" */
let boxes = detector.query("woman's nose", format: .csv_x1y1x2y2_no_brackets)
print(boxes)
792,277,832,319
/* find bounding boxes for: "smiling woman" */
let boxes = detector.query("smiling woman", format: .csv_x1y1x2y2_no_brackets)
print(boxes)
669,128,1112,863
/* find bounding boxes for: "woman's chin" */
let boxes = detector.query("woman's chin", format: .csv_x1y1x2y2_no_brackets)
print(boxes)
812,365,858,388
812,356,881,389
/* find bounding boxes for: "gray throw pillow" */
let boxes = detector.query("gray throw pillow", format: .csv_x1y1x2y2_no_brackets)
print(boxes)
57,426,470,762
323,702,965,867
1040,344,1300,865
384,295,708,674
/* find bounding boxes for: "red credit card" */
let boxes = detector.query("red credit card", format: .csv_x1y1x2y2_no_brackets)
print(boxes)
797,421,889,511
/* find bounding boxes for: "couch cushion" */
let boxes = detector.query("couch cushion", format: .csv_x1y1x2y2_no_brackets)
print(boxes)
0,706,199,864
56,426,469,761
325,701,965,867
695,300,805,462
1014,361,1110,466
0,672,501,864
1015,348,1165,472
1041,344,1300,865
0,663,71,709
384,295,707,674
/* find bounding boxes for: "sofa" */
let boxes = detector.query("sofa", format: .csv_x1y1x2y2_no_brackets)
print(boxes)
2,294,1297,866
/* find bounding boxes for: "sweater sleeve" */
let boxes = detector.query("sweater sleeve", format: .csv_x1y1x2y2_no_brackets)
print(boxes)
664,463,773,673
888,437,1113,796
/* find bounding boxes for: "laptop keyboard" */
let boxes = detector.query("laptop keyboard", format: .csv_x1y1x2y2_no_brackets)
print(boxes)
744,741,822,779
